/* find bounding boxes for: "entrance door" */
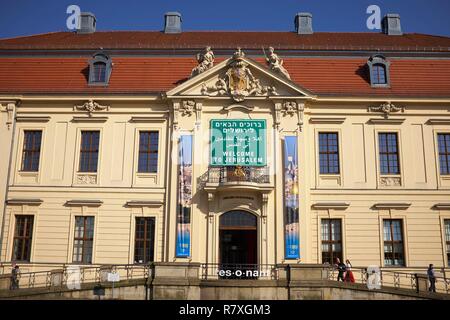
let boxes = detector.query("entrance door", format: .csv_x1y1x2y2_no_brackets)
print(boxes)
219,211,257,278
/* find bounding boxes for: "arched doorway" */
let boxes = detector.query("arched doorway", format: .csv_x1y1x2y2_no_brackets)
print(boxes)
219,210,257,266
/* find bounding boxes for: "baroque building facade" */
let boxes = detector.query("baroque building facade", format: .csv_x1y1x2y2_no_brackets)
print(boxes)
1,12,450,276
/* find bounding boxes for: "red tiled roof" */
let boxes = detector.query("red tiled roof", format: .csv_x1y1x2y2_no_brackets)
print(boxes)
0,31,450,51
1,56,450,97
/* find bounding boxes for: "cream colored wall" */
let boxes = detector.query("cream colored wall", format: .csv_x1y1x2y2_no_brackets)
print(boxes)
0,98,449,271
1,101,169,265
305,102,450,268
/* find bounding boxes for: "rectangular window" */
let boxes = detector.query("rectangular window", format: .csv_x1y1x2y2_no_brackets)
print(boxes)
138,131,159,173
445,220,450,266
379,132,400,175
438,133,450,175
321,219,342,264
318,132,340,174
21,130,42,172
73,216,95,264
12,215,34,261
383,219,405,266
134,217,155,264
79,131,100,172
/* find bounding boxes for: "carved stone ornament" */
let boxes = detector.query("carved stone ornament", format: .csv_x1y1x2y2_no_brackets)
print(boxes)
379,177,401,187
76,174,97,185
368,101,404,119
201,48,278,102
0,102,15,130
74,100,110,115
282,101,297,116
191,46,215,78
180,100,195,116
264,47,291,79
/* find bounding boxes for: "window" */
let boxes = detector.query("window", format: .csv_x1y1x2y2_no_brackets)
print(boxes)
134,217,155,264
138,131,159,173
379,132,400,175
88,52,112,85
383,219,405,266
367,55,390,87
318,132,340,174
92,62,106,83
321,219,342,264
21,130,42,172
73,216,95,264
438,133,450,175
445,220,450,266
12,215,34,261
79,131,100,173
372,64,387,84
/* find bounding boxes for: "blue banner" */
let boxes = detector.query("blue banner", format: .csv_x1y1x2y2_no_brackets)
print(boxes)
176,135,193,257
284,136,300,259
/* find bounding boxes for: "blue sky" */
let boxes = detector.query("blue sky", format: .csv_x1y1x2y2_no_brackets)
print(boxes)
0,0,449,39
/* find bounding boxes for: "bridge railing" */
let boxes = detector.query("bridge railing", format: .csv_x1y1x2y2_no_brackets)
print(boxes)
0,264,151,291
327,265,450,295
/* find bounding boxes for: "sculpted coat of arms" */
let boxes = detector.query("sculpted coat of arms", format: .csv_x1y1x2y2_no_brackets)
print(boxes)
201,48,277,102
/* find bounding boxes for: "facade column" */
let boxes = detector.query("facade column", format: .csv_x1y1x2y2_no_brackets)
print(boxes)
0,101,18,261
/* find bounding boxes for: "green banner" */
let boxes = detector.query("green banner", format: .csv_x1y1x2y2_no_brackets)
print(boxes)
210,119,266,166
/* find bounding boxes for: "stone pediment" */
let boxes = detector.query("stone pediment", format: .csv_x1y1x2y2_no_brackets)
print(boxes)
166,49,313,101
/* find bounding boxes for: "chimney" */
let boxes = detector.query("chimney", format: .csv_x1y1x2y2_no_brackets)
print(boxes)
295,12,313,34
164,12,182,34
382,14,402,35
77,12,96,34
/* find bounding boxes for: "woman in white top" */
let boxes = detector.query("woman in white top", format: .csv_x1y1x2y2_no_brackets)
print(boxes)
344,259,355,283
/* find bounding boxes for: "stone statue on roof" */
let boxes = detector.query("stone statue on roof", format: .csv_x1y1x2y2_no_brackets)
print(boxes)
191,46,215,77
265,47,291,80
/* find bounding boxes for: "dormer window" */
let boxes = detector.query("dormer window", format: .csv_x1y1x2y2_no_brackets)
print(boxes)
367,55,390,88
88,53,112,86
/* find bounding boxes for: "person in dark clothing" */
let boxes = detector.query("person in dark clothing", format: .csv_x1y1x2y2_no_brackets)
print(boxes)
427,264,436,293
10,264,20,290
335,258,346,282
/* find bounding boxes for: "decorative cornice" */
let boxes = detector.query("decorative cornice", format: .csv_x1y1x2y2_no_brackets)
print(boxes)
125,200,164,207
369,118,405,124
432,203,450,210
372,203,411,210
72,116,108,123
309,117,346,124
223,104,255,112
311,202,350,210
368,101,405,119
6,198,43,206
130,116,167,123
65,200,103,207
16,116,50,123
427,119,450,125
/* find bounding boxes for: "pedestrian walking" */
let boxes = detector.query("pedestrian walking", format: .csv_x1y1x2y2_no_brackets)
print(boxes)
344,259,355,283
10,264,20,290
427,264,436,293
335,258,346,282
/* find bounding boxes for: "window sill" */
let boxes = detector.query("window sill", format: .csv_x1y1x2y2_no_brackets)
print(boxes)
18,171,39,176
136,172,158,177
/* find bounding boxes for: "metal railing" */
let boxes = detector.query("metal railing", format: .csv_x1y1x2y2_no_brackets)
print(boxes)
200,263,278,280
198,166,270,189
0,264,152,291
327,265,450,295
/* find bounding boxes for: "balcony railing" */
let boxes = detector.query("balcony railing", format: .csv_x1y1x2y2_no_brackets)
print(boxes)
198,166,270,189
